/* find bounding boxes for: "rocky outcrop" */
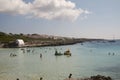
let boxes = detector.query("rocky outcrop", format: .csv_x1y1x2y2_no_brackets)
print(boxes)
65,75,112,80
82,75,112,80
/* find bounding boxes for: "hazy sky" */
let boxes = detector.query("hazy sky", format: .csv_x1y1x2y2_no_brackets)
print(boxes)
0,0,120,39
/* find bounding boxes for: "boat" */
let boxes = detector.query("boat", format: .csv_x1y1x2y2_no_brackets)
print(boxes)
108,35,116,43
64,49,71,56
55,50,63,56
108,40,116,43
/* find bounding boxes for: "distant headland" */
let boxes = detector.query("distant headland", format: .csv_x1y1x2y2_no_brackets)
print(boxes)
0,32,116,48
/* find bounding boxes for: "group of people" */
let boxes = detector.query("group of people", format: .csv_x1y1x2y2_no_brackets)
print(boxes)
108,52,115,56
16,73,72,80
14,48,73,80
16,77,43,80
10,53,17,57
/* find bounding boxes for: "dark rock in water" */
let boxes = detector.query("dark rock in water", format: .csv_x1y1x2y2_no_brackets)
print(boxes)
64,75,112,80
90,75,112,80
82,75,112,80
3,42,18,48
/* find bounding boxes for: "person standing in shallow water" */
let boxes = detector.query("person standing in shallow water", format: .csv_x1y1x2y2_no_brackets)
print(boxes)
40,77,43,80
16,78,19,80
40,54,42,58
68,73,72,79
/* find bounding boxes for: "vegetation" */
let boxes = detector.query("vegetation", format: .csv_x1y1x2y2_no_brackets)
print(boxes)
0,32,32,43
0,32,104,48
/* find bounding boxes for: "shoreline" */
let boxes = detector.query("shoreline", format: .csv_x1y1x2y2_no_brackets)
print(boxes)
0,32,117,48
0,38,116,48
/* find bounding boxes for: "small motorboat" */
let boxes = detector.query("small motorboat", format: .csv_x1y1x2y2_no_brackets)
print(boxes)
55,50,63,56
64,49,71,56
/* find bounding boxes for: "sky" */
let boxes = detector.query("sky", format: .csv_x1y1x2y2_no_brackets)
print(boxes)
0,0,120,39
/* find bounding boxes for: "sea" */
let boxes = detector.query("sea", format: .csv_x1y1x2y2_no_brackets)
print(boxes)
0,40,120,80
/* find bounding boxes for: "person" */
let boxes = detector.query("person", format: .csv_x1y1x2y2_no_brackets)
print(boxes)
16,78,19,80
10,53,12,56
40,54,42,58
40,77,43,80
68,73,72,79
113,53,115,55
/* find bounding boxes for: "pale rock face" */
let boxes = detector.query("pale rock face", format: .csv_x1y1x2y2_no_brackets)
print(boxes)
16,39,25,47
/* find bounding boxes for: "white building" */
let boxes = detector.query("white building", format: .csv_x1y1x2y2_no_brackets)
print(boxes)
16,39,25,47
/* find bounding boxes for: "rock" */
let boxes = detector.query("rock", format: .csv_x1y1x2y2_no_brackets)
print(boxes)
64,75,112,80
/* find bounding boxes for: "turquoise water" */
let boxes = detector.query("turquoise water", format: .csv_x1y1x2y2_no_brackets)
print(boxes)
0,41,120,80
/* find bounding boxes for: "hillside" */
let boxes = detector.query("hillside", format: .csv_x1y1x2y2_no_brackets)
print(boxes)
0,32,103,48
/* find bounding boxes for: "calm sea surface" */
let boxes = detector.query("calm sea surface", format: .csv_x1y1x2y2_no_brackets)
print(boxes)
0,41,120,80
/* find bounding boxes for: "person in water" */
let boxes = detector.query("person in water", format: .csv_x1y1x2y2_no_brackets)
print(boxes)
40,77,43,80
68,73,72,79
40,54,42,58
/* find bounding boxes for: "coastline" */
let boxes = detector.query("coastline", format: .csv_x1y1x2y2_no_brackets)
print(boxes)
0,38,105,48
0,32,115,48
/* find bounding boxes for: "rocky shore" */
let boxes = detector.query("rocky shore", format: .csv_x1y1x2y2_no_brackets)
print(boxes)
65,75,112,80
1,38,103,48
0,32,104,48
